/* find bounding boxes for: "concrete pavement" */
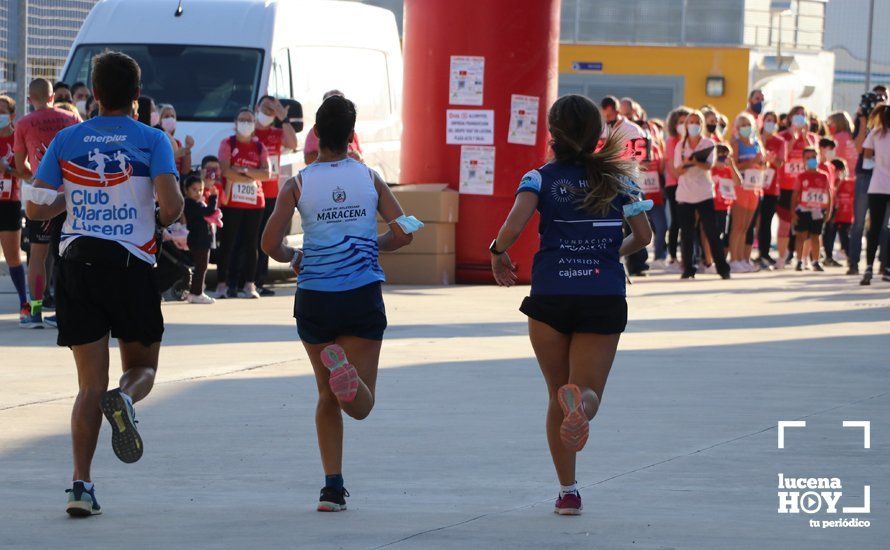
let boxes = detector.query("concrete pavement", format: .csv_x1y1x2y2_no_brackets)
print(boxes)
0,269,888,549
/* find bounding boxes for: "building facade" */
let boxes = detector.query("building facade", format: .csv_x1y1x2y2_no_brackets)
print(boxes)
0,0,100,102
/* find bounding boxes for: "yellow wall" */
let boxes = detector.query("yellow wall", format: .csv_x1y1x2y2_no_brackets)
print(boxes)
559,44,752,118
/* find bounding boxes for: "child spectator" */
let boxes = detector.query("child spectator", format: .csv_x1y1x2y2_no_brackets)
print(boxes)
182,172,218,304
712,143,740,248
792,148,832,271
824,158,853,266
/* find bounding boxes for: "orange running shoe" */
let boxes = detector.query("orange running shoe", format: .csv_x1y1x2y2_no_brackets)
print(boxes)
558,384,589,452
321,344,359,402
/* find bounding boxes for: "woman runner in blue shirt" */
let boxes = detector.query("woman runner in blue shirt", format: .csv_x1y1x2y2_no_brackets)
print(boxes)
490,95,652,516
262,95,419,513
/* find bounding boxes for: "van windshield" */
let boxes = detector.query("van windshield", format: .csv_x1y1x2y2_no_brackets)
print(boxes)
63,44,264,122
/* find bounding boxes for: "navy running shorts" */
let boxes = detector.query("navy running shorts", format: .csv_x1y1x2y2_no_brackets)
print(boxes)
295,282,387,344
520,294,627,335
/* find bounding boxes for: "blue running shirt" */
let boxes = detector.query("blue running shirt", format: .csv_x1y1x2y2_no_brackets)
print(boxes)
35,116,177,264
517,161,634,296
297,158,385,291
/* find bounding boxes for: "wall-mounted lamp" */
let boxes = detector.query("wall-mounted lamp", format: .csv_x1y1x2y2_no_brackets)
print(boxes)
706,76,725,97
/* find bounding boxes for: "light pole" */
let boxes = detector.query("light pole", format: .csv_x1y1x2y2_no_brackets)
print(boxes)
15,0,28,107
864,0,875,91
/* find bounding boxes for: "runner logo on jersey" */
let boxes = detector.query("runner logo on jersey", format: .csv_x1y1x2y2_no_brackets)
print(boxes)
552,179,577,204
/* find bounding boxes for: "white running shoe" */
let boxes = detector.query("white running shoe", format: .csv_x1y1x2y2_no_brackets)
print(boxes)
775,257,786,270
650,259,667,270
210,285,228,299
665,261,683,274
187,293,215,304
704,263,717,274
238,289,261,299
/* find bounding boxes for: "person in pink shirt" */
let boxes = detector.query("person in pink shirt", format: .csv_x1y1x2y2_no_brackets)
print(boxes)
303,90,363,165
663,106,691,271
827,111,858,178
13,78,78,329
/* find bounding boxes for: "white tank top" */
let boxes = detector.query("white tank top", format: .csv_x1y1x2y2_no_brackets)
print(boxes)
297,158,384,291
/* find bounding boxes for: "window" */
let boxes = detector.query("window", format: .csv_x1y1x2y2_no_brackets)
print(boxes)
63,44,264,122
269,48,292,99
291,47,392,122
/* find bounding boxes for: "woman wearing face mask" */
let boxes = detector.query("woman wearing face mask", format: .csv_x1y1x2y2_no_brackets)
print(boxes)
663,106,691,273
136,96,160,128
860,104,890,285
674,110,731,279
71,82,91,118
702,107,723,142
776,105,819,269
158,104,195,175
0,95,30,323
729,113,764,272
213,109,271,299
756,112,787,268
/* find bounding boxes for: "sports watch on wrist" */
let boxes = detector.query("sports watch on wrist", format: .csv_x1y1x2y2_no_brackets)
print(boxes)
489,238,505,255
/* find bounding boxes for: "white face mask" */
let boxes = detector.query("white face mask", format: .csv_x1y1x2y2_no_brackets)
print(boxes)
0,114,10,129
75,100,87,115
256,111,275,127
763,121,777,134
822,149,836,161
150,111,160,127
161,117,177,133
677,124,686,137
237,121,255,137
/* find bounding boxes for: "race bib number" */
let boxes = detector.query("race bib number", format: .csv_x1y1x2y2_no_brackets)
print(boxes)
763,168,776,188
639,171,660,194
0,178,12,201
627,137,650,163
232,182,258,205
786,160,805,175
742,169,764,190
717,178,736,200
800,189,828,209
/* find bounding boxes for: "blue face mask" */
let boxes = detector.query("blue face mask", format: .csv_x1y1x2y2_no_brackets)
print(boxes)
763,121,777,134
0,114,9,129
751,101,763,115
792,114,807,127
739,126,753,138
806,158,819,170
687,124,702,137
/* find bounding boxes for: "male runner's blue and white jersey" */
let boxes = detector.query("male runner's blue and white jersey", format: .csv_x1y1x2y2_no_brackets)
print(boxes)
35,116,177,264
518,161,634,296
297,158,384,291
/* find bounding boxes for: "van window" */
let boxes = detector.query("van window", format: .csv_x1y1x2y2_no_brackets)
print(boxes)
269,48,292,99
64,44,264,122
291,47,391,121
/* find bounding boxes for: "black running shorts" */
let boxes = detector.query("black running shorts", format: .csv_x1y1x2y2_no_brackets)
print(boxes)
56,237,164,347
295,282,387,344
0,201,22,232
520,294,627,335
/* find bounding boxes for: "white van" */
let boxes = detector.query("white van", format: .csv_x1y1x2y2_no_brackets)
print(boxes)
60,0,403,183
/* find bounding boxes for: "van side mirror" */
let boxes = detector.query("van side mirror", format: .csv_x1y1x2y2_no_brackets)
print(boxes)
279,99,304,133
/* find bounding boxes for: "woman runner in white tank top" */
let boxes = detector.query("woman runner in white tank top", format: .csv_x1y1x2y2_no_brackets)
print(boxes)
262,95,415,512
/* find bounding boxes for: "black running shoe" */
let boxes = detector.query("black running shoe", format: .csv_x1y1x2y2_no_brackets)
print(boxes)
317,486,349,512
861,268,873,286
795,261,803,272
812,262,824,272
823,258,841,268
66,481,101,517
258,287,276,297
100,389,143,463
846,265,859,275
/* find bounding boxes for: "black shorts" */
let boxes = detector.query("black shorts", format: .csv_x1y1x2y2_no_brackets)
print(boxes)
0,201,22,232
26,217,53,244
520,294,627,335
56,237,164,347
295,282,387,344
794,211,824,235
778,189,794,211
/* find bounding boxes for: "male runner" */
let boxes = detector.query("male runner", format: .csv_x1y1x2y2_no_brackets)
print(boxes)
14,78,78,328
24,51,183,517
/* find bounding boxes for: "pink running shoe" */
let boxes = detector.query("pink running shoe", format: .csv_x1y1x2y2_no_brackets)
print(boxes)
321,344,359,402
558,384,589,452
554,490,583,515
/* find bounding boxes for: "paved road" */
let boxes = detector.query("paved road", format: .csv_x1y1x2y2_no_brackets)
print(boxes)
0,269,888,549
